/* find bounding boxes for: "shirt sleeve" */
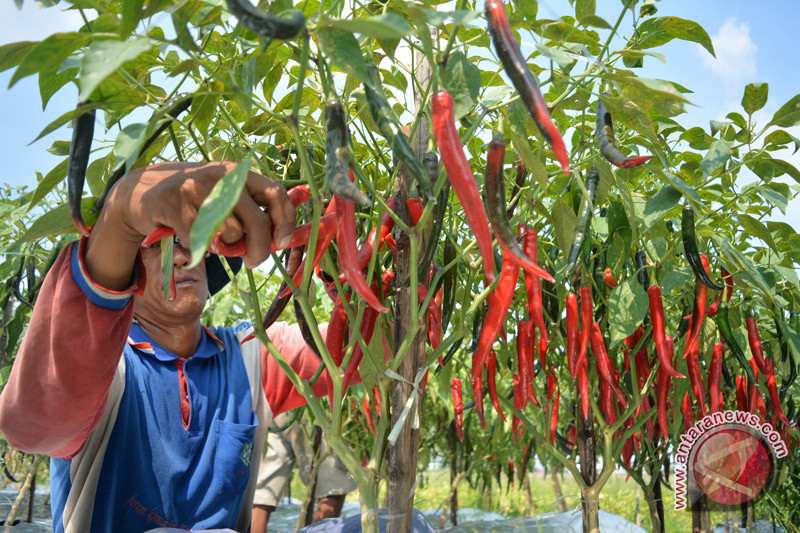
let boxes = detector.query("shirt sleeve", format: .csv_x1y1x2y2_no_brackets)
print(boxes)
0,237,140,458
261,321,330,416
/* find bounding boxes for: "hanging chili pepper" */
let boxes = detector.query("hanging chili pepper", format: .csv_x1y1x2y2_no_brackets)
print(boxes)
648,286,686,378
325,98,369,206
485,0,569,174
363,396,376,436
577,351,590,419
485,137,554,281
293,297,322,360
524,228,550,345
323,296,348,403
765,359,791,427
517,320,532,411
708,343,723,413
354,197,396,273
342,300,381,393
590,322,628,408
735,376,748,412
575,286,593,380
684,254,710,359
636,251,650,290
705,269,733,316
471,250,520,429
595,93,652,168
602,268,618,289
685,344,707,419
452,378,464,441
418,152,450,279
364,64,434,200
599,376,617,426
547,371,559,445
717,303,757,384
566,293,579,379
68,102,95,237
335,194,389,313
507,157,527,218
747,358,761,415
682,205,724,290
681,392,694,432
746,317,769,375
432,90,496,283
565,170,600,277
279,213,338,298
656,335,674,441
512,372,523,443
225,0,305,39
634,341,655,439
487,351,506,422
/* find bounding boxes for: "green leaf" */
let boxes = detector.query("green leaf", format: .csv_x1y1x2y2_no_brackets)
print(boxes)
738,214,778,252
160,233,174,302
121,0,145,37
30,101,104,144
9,33,89,87
316,29,370,84
18,198,99,243
595,158,613,204
758,184,789,214
608,276,649,346
78,38,154,101
642,185,681,229
615,174,638,241
551,199,577,256
662,266,693,294
510,132,547,189
742,83,768,115
599,94,657,142
0,41,36,73
649,168,700,204
778,319,800,366
535,44,575,69
700,140,732,176
575,0,595,19
771,158,800,185
39,64,78,110
636,16,715,57
714,236,773,299
112,123,148,175
325,13,411,40
47,140,71,156
507,99,529,139
764,130,800,154
444,51,481,120
188,159,251,268
27,158,68,211
770,94,800,128
579,14,611,29
679,127,713,150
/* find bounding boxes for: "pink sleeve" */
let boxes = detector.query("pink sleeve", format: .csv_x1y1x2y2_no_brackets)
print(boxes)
0,238,139,458
261,322,330,416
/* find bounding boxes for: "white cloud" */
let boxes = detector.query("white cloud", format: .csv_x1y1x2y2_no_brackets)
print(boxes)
697,17,757,86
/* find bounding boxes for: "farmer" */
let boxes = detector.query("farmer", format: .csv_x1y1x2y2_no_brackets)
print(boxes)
0,162,330,532
251,410,356,533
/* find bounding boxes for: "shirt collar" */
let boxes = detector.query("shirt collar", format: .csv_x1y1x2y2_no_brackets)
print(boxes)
127,322,225,362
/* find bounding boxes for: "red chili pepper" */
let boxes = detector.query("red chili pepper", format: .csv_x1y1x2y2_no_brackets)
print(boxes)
648,286,686,378
575,286,593,379
279,216,338,298
406,197,423,225
602,268,618,289
538,335,548,374
686,345,707,419
549,388,560,446
452,378,464,441
471,250,520,429
633,343,655,440
684,254,710,360
566,293,579,379
577,355,589,420
373,384,381,417
523,229,550,345
656,335,674,442
485,0,570,175
512,372,522,443
355,198,396,272
705,269,733,316
487,351,506,422
517,320,532,411
622,436,634,468
765,359,791,427
735,376,748,412
599,377,617,426
591,322,628,408
363,396,376,436
746,317,769,375
272,213,337,252
287,184,311,207
342,294,381,392
681,392,694,432
324,297,349,403
335,194,390,313
708,343,723,414
747,358,761,416
432,90,496,283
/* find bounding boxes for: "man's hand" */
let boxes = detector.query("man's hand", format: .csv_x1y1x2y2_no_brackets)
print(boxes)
85,162,297,290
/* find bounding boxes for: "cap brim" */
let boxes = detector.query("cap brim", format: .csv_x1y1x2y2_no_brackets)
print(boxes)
205,255,243,295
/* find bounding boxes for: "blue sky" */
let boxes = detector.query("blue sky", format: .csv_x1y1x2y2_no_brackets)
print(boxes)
1,0,799,225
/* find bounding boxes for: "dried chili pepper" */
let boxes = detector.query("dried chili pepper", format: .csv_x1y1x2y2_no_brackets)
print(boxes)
364,64,433,200
485,137,554,281
335,194,389,313
487,351,506,422
705,269,733,316
590,322,628,408
746,317,769,375
225,0,305,39
452,378,464,441
565,170,599,277
325,98,369,205
716,303,757,384
524,228,550,345
471,250,519,429
682,205,724,291
596,93,652,168
765,359,791,427
68,102,95,236
95,96,193,213
648,286,686,378
602,268,618,289
566,293,579,379
708,343,723,414
432,90,496,283
485,0,569,174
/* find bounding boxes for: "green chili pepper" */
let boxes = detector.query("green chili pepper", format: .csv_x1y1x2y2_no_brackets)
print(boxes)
364,64,434,200
565,170,599,277
325,98,369,206
635,250,650,290
681,205,724,291
716,303,757,384
418,152,449,277
68,102,95,236
466,302,488,353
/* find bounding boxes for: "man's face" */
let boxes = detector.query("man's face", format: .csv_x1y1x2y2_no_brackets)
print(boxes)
134,237,209,323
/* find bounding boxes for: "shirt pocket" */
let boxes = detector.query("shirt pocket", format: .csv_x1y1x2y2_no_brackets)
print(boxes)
214,411,258,495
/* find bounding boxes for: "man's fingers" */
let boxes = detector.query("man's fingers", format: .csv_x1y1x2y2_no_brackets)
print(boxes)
246,174,296,250
231,198,271,268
